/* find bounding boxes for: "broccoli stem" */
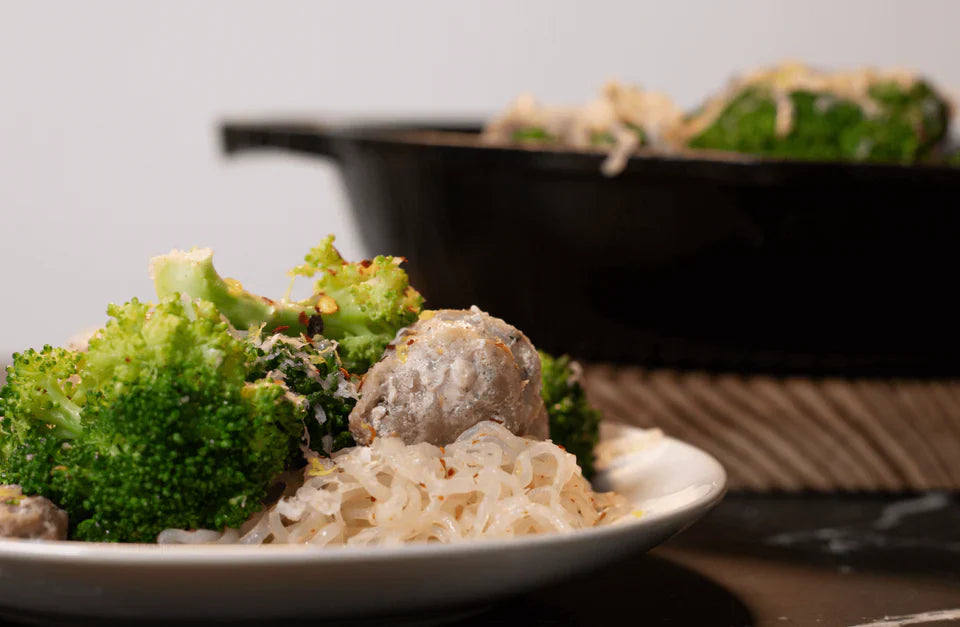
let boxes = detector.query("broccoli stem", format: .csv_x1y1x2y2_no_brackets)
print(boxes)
152,238,423,375
150,250,310,335
42,383,84,439
320,310,375,339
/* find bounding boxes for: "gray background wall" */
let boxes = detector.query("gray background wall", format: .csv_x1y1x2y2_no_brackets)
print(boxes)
1,0,956,351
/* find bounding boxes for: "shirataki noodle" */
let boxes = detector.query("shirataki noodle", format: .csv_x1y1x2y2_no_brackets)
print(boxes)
158,421,629,545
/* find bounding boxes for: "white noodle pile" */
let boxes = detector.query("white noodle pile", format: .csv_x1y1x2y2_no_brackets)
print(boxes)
158,421,628,546
481,81,682,176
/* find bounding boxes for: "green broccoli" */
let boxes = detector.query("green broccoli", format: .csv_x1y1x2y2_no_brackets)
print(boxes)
148,248,309,337
589,123,647,148
151,235,423,373
512,124,647,148
539,351,601,478
687,74,951,163
512,127,554,143
0,296,306,542
248,331,357,454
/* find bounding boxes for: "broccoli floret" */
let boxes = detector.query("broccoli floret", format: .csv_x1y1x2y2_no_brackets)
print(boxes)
151,235,423,373
249,331,357,454
539,351,601,478
514,124,647,148
0,346,90,517
289,235,424,373
0,346,85,447
0,296,306,542
149,249,309,337
687,77,950,163
512,127,555,143
626,122,648,145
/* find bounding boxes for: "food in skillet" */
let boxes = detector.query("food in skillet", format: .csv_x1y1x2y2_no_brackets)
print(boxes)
679,62,953,163
483,62,954,170
0,237,626,544
482,81,683,175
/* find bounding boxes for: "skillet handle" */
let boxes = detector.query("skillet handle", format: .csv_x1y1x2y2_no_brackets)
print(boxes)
220,122,338,160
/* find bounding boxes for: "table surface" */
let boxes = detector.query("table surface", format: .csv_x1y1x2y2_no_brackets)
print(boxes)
1,362,958,627
476,492,960,627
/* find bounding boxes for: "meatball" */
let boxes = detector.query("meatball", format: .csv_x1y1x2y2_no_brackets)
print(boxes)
349,307,549,446
0,485,68,540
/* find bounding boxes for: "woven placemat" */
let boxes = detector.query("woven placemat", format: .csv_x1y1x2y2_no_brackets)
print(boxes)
583,364,960,491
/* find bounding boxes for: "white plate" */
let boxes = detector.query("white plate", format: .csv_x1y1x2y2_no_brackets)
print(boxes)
0,427,725,622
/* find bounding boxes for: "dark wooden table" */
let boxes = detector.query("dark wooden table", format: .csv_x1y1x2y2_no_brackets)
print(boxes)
467,493,960,627
2,362,958,626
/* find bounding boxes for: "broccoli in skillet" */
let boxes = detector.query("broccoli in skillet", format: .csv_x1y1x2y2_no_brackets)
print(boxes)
539,351,602,478
0,297,306,542
484,83,682,152
151,236,423,374
511,127,555,143
683,62,951,163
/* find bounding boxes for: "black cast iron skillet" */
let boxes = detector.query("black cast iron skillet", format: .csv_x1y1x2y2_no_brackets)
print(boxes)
221,120,960,377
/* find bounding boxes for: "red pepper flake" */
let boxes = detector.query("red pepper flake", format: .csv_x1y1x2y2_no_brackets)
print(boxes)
370,496,376,502
490,417,504,424
439,458,447,472
385,344,395,351
438,495,445,501
359,259,372,268
272,325,290,334
262,296,276,306
446,468,456,478
124,357,131,363
492,340,512,357
298,311,310,326
406,338,415,345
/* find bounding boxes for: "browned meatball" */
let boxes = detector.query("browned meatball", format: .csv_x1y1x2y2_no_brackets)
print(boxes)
349,307,549,446
0,485,68,540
